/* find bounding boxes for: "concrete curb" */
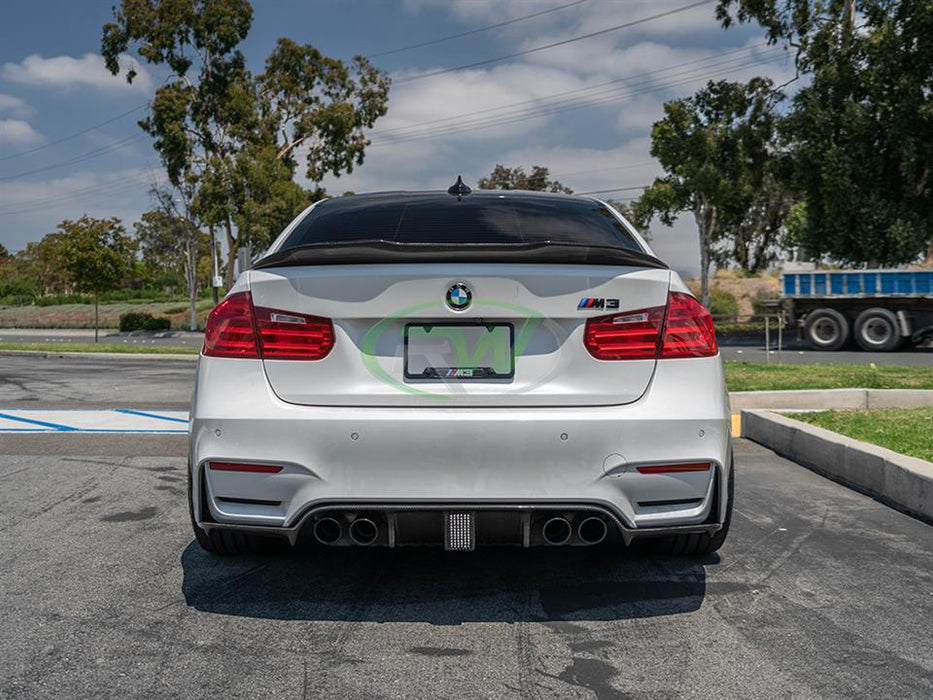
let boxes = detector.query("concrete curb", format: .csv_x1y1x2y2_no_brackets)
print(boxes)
742,409,933,523
0,350,199,361
730,388,933,411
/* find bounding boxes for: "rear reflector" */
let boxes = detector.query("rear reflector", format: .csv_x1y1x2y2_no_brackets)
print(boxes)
636,462,712,474
208,461,283,473
202,291,334,361
584,291,717,361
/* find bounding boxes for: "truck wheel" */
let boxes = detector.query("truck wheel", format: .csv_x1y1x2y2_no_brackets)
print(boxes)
804,309,850,351
854,308,904,352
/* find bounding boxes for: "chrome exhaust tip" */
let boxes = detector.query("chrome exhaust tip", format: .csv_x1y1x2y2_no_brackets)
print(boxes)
578,516,608,545
349,517,378,546
312,517,342,545
542,517,572,545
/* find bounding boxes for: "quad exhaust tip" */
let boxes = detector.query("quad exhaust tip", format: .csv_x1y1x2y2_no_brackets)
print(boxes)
349,518,378,546
578,516,608,545
542,517,572,546
313,517,342,545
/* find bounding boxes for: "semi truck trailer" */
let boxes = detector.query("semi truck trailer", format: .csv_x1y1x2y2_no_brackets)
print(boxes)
781,269,933,351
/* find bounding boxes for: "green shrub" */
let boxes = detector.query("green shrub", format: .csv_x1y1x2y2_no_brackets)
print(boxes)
708,288,739,318
36,293,93,306
119,311,171,332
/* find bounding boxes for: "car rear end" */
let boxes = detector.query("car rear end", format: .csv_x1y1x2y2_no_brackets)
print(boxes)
188,191,732,554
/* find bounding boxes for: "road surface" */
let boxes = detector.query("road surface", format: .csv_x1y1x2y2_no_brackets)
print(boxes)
1,353,932,697
0,436,931,698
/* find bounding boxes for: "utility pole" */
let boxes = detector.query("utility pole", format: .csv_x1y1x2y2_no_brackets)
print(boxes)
209,225,220,305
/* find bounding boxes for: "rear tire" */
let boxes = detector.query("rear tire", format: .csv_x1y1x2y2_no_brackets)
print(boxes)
804,308,850,351
649,454,734,556
187,464,280,555
854,308,904,352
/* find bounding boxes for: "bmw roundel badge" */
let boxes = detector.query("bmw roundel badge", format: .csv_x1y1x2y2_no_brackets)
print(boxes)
446,282,472,311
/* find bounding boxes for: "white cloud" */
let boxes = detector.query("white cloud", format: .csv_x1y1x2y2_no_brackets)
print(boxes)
0,93,33,118
407,0,724,43
0,168,164,252
0,119,42,146
1,53,152,92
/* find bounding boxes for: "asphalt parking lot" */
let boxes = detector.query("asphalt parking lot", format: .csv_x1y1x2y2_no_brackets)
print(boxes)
2,355,933,698
2,436,932,699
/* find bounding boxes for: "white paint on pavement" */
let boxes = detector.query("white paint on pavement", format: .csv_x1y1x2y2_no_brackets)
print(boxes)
0,409,188,433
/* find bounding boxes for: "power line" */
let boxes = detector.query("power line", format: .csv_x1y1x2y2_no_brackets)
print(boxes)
371,0,590,58
576,184,650,195
0,170,163,216
0,177,164,217
395,0,716,84
0,134,146,182
551,161,656,179
0,103,147,163
369,48,783,147
380,42,769,139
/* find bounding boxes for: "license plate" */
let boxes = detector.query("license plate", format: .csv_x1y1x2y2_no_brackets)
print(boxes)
404,323,514,380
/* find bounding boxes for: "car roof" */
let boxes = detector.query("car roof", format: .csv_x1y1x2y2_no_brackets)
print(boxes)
324,189,591,206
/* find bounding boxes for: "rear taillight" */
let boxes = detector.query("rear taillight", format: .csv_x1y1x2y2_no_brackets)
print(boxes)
584,307,664,360
202,291,335,361
660,292,718,358
252,306,335,360
584,291,717,361
203,292,260,358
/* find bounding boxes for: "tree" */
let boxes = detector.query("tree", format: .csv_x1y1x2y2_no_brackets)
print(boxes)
729,169,793,272
605,199,653,242
102,2,390,288
639,78,784,307
136,192,210,331
0,243,10,260
17,233,71,296
58,217,134,341
716,0,933,266
477,165,573,193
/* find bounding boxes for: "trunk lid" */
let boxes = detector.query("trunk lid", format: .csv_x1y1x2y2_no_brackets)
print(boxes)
249,263,671,407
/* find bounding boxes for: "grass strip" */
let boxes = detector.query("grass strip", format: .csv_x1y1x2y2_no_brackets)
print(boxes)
793,408,933,462
0,342,199,355
724,361,933,391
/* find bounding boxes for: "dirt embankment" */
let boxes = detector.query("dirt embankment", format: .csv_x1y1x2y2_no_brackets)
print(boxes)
685,271,781,319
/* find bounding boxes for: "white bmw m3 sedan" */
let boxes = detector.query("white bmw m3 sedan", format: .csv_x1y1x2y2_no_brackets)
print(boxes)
189,183,732,556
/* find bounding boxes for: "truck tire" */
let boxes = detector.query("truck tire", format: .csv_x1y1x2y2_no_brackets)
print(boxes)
854,308,904,352
804,308,850,351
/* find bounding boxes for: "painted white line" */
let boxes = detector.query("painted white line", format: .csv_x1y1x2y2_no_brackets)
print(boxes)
0,409,189,433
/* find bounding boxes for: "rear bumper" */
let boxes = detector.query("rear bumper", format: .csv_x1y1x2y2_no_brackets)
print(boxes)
189,354,731,543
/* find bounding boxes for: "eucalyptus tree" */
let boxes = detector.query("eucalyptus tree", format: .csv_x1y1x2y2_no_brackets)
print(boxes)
716,0,933,265
477,165,573,193
639,78,783,307
102,1,390,288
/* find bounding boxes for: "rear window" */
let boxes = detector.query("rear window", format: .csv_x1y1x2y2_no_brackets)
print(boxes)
278,194,643,252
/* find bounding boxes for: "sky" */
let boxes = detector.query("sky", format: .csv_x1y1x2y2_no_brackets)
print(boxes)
0,0,795,274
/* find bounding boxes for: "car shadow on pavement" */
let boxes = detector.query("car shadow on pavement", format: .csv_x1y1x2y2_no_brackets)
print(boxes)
180,541,717,624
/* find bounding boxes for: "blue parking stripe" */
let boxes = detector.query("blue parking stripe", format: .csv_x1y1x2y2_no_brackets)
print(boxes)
113,408,189,424
0,412,76,431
